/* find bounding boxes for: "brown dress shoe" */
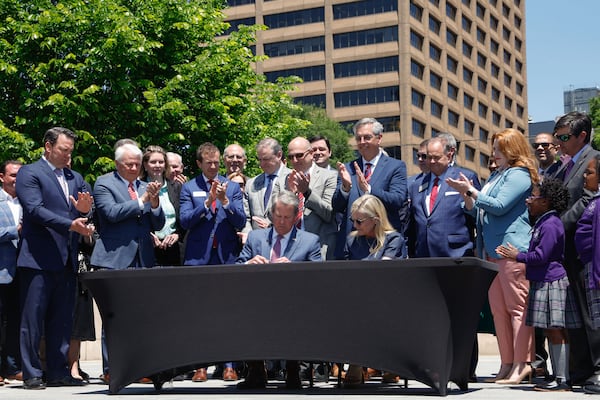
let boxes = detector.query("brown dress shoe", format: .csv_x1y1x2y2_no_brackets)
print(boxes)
192,368,208,382
6,372,23,381
99,373,110,384
223,367,239,381
382,372,400,383
331,364,346,379
138,377,153,384
366,368,381,379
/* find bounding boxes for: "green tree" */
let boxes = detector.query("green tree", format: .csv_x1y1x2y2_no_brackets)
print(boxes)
0,0,307,182
293,104,354,167
590,96,600,150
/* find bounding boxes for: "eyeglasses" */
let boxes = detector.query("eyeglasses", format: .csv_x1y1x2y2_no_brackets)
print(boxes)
417,153,427,160
287,150,310,161
257,155,276,163
554,133,574,142
350,216,372,225
355,134,377,143
532,142,552,150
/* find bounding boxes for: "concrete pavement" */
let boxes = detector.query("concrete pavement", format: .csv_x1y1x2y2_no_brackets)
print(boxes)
2,356,593,399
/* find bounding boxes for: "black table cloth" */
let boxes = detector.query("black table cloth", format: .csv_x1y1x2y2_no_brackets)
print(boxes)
81,257,497,395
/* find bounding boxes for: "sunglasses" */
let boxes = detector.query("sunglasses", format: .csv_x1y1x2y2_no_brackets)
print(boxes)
554,133,573,142
350,216,372,225
287,149,310,161
532,142,552,149
417,153,427,160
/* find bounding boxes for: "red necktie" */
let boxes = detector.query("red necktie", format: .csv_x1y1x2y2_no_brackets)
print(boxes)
296,192,304,229
364,162,373,182
128,182,138,200
429,177,439,212
270,234,282,262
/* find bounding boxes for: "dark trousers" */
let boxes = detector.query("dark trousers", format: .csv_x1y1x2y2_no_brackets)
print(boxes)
19,266,76,381
0,274,21,375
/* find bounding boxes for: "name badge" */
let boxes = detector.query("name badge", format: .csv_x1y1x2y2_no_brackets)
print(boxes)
193,191,207,197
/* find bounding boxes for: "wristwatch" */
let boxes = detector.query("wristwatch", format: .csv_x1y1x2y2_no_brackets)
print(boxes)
466,189,473,197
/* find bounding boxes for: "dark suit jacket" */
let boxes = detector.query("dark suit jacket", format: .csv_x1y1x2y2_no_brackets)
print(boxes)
332,155,407,259
180,175,246,265
16,159,87,271
90,172,166,269
408,166,481,258
236,226,322,263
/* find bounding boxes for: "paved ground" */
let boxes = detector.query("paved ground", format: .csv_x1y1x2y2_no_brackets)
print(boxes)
2,356,594,399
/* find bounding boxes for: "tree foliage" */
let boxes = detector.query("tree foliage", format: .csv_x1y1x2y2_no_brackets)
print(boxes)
0,0,308,182
590,96,600,151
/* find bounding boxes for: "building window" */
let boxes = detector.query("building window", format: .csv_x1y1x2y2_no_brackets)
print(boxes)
503,49,511,65
446,3,457,20
430,44,442,62
476,2,485,19
412,89,425,108
446,56,457,75
516,81,524,96
334,26,398,49
463,67,473,84
515,37,522,52
462,41,473,58
264,8,324,29
334,56,399,78
411,59,424,79
478,77,488,93
448,110,460,127
492,111,501,126
479,127,489,143
334,86,399,107
227,0,255,5
430,71,442,90
514,15,522,29
478,103,488,118
224,17,256,35
410,1,423,21
264,36,325,57
515,59,523,74
429,15,441,35
477,27,486,44
465,145,476,161
447,82,459,100
464,119,475,136
502,3,511,18
431,100,443,118
490,39,499,54
294,94,326,108
491,86,500,102
516,104,524,118
504,96,513,110
462,0,472,5
266,65,326,83
480,153,490,169
477,52,487,69
490,15,499,30
429,0,440,7
446,28,458,47
410,30,424,51
491,62,500,78
464,93,474,109
505,119,513,128
378,116,401,133
504,72,512,87
462,15,472,32
502,26,511,42
412,118,426,138
333,0,398,19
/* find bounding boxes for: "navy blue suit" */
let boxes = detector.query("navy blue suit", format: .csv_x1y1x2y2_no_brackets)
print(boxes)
236,226,322,264
180,175,246,265
332,155,407,259
408,166,481,258
16,158,88,381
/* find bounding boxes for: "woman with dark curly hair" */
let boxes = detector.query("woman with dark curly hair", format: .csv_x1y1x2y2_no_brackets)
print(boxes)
497,178,581,391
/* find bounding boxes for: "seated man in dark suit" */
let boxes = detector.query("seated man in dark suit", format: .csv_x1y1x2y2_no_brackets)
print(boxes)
236,190,322,389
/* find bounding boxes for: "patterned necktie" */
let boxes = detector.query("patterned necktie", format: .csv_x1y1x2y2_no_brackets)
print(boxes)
264,174,275,209
128,182,138,200
563,159,575,182
54,168,69,200
364,162,373,182
429,177,439,212
296,192,305,229
270,234,282,262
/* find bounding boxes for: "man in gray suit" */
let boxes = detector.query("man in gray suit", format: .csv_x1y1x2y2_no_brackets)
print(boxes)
243,138,290,232
273,137,337,260
551,112,600,392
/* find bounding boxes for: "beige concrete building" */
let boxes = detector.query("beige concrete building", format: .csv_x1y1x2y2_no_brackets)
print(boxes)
225,0,527,179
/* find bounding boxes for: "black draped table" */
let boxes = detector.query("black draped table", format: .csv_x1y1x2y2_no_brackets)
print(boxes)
81,257,497,395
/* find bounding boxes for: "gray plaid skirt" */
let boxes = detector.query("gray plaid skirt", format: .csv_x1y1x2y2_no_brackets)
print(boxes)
526,276,582,329
585,262,600,330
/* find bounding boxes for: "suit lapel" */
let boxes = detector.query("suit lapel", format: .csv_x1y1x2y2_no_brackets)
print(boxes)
282,227,298,259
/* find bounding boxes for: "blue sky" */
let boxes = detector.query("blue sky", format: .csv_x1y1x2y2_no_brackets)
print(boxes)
526,0,600,122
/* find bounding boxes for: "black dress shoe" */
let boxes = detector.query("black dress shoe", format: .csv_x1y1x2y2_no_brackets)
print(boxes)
534,379,571,392
585,382,600,394
47,376,87,387
23,377,46,390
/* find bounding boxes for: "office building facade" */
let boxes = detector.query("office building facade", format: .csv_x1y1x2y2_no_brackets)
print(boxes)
225,0,527,178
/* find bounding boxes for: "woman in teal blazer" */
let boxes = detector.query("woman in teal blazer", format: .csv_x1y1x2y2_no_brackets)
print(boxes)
448,128,539,385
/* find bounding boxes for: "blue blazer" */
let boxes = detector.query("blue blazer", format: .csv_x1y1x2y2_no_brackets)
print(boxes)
0,191,18,283
90,172,165,269
469,167,532,259
236,226,322,263
16,159,87,272
332,155,407,259
409,166,481,258
180,175,246,265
